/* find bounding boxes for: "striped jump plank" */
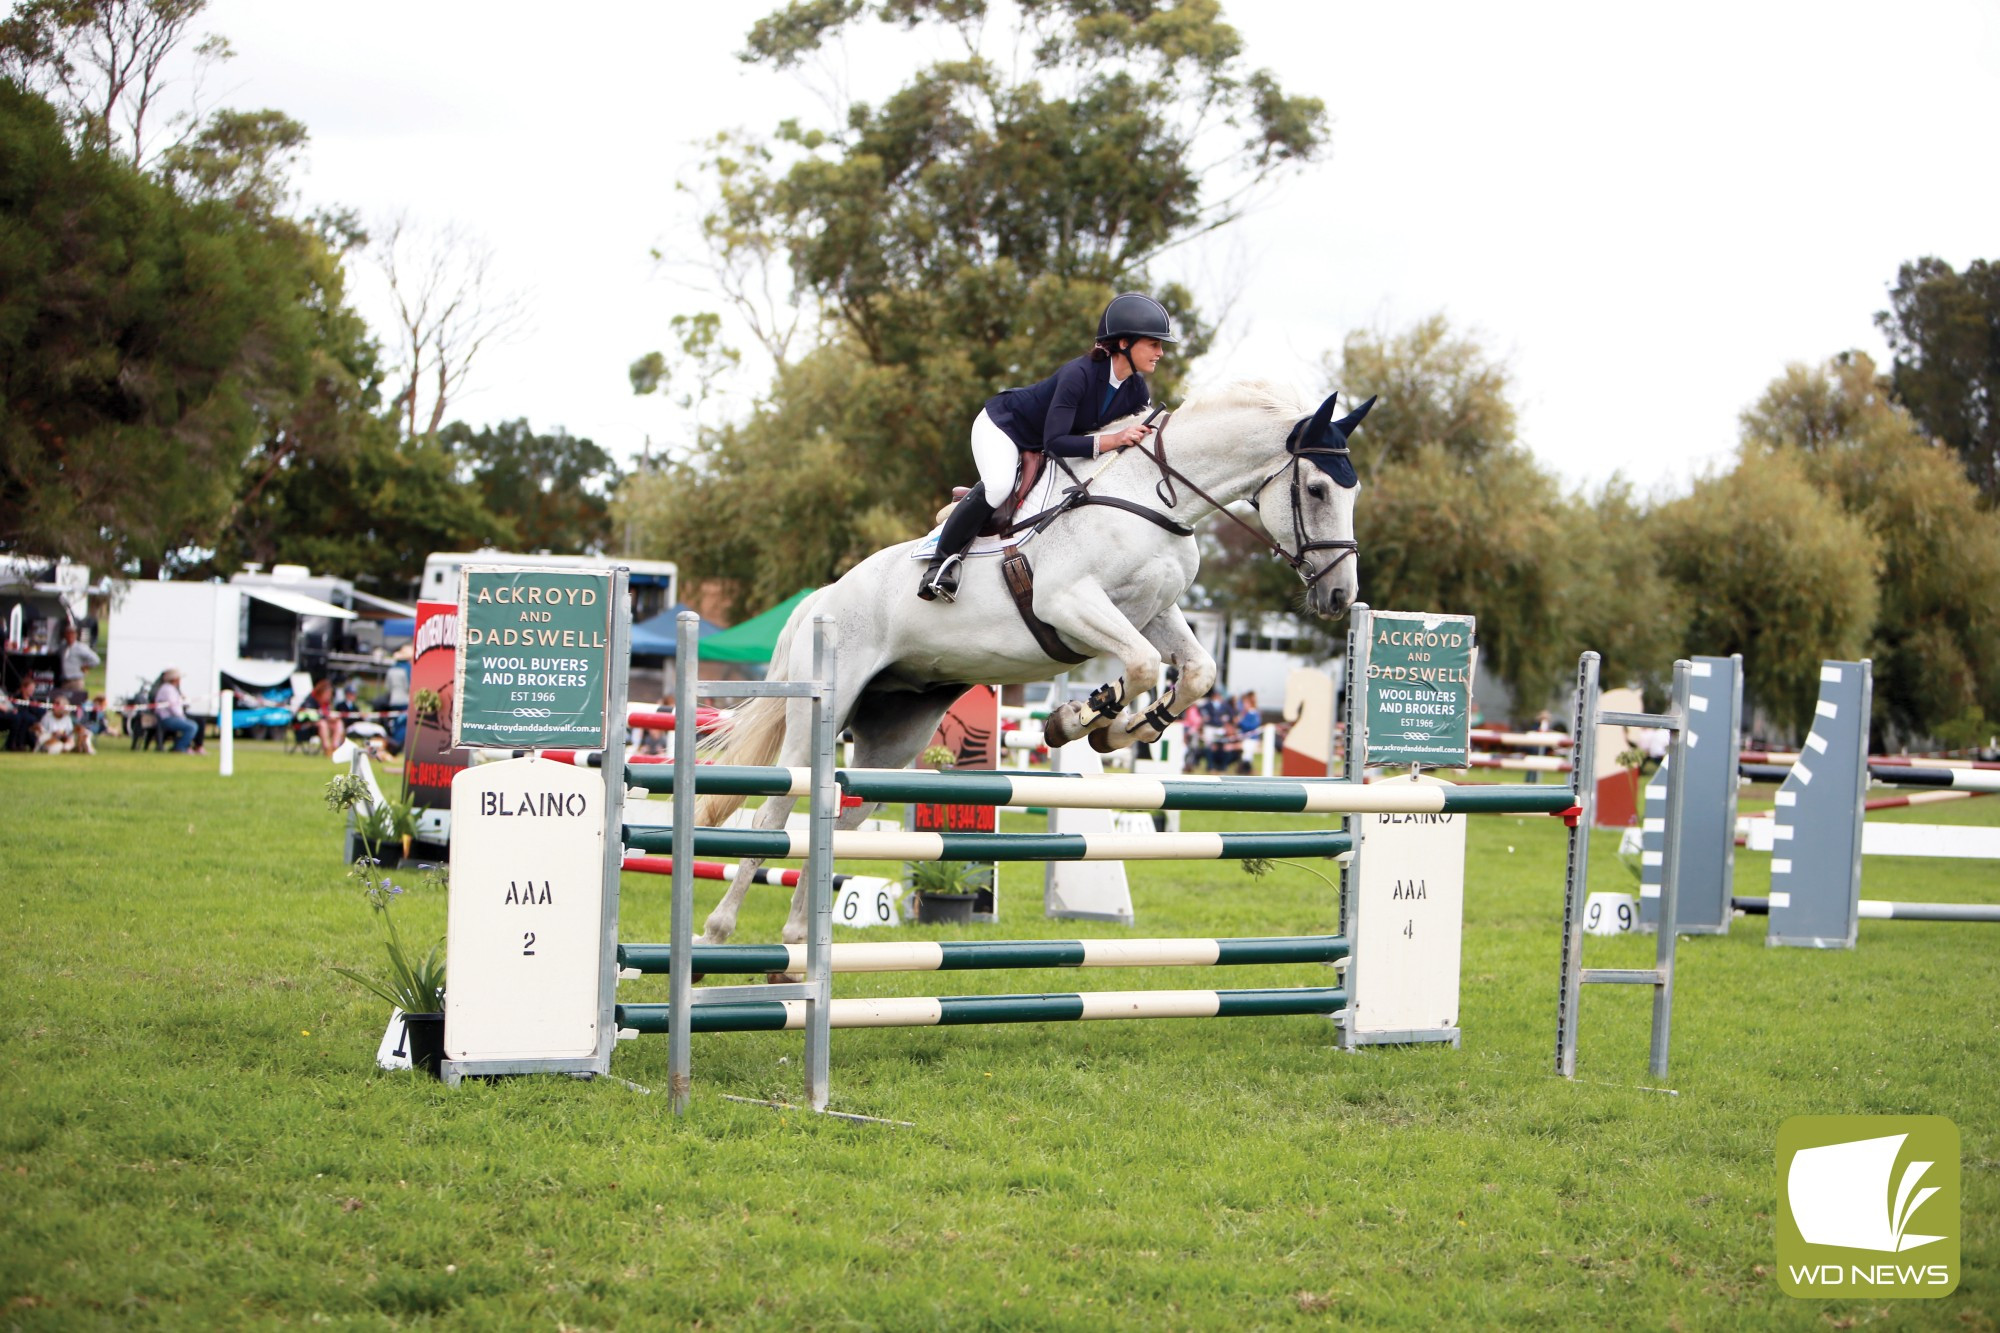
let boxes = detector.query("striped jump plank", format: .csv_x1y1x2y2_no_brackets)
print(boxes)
1743,750,2000,772
622,764,1575,816
1746,761,2000,794
1461,754,1572,773
622,827,1355,862
1864,788,1990,812
617,934,1350,976
620,854,875,891
615,986,1349,1033
1867,764,2000,792
1733,897,2000,923
1469,728,1573,749
626,706,729,732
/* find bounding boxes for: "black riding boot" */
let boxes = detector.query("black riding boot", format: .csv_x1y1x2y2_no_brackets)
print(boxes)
918,485,995,603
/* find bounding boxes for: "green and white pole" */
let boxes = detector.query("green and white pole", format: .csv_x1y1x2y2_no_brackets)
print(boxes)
619,934,1351,976
624,763,1574,817
623,826,1356,862
617,986,1350,1033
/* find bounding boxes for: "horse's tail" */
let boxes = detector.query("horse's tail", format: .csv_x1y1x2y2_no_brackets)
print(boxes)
693,589,823,826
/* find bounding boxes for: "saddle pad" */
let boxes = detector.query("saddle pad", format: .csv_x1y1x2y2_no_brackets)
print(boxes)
910,452,1107,559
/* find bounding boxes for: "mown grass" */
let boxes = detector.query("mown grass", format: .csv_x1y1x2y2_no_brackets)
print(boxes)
2,745,1994,1329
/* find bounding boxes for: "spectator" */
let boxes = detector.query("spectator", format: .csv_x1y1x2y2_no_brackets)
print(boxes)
153,668,204,754
34,694,93,754
309,678,345,756
1209,695,1243,774
1234,691,1264,775
637,695,672,756
1,686,43,751
57,626,100,704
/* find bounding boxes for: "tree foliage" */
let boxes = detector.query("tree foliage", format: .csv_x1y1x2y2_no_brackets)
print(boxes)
621,0,1326,609
440,419,623,557
1876,256,2000,502
0,79,320,575
2,6,534,595
1742,352,2000,745
1651,447,1878,733
0,0,228,166
1331,316,1518,472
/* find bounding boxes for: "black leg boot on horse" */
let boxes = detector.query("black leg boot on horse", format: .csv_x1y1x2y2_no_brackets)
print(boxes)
917,483,996,603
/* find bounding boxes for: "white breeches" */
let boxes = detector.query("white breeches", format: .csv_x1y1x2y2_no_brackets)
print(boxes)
971,410,1020,501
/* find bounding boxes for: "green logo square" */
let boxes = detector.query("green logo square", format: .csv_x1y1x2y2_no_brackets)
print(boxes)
1776,1115,1959,1298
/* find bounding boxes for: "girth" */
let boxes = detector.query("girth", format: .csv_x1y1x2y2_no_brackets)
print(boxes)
999,544,1091,664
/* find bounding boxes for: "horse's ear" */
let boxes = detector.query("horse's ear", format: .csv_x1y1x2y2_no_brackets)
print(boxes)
1305,391,1339,438
1333,395,1377,436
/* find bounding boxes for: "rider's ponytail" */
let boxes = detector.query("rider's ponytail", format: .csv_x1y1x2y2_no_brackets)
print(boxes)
1090,343,1112,363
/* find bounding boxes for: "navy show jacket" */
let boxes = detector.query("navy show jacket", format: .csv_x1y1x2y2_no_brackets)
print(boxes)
985,354,1152,458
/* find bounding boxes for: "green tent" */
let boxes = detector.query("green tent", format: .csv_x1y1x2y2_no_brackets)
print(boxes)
696,588,816,664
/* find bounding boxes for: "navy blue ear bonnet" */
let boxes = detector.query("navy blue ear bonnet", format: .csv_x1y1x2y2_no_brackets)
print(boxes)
1285,393,1376,489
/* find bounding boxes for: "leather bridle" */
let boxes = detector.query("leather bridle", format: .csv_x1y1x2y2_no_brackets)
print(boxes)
1135,408,1360,590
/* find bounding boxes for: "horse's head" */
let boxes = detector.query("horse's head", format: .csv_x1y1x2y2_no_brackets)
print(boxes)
1254,390,1374,619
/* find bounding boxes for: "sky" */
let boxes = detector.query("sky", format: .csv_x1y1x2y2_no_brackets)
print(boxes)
200,0,2000,497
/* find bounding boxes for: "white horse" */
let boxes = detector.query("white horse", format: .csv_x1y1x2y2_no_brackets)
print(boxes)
696,380,1375,951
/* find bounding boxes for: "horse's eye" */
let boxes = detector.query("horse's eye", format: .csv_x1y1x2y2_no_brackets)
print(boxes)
1307,480,1329,500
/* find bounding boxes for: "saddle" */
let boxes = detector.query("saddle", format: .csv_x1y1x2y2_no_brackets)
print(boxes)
931,451,1048,537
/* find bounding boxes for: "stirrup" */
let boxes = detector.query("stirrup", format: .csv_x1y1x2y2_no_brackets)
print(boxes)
917,554,963,603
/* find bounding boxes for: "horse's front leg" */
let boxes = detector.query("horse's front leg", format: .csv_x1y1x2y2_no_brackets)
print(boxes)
700,793,796,945
1096,605,1219,750
1035,581,1164,749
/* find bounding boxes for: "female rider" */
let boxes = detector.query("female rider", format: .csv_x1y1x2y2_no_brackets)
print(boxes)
917,292,1178,602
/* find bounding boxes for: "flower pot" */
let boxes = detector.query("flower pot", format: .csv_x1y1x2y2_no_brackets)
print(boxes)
401,1011,445,1079
915,891,978,925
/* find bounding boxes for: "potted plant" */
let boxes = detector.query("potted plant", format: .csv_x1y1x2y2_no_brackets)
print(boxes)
353,801,398,865
330,865,448,1078
906,859,991,925
384,795,422,861
327,775,419,867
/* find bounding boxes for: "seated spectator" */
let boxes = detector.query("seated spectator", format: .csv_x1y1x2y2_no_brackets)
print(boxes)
1,688,42,751
309,678,345,756
58,625,100,705
153,667,204,755
34,695,93,754
636,696,672,756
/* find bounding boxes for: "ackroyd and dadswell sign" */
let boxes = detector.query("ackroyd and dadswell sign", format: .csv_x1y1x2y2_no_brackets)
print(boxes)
453,567,613,751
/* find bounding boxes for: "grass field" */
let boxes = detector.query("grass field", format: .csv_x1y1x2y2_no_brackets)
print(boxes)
3,743,1994,1329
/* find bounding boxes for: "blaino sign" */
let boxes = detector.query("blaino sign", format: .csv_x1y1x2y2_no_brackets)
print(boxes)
445,757,608,1066
453,567,612,752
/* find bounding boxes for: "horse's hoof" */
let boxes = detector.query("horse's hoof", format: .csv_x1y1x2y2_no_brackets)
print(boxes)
1089,727,1123,754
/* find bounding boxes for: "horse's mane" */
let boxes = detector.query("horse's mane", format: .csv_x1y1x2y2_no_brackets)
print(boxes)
1175,379,1308,418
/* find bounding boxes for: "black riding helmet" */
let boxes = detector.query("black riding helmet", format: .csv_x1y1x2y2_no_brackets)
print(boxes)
1097,292,1179,345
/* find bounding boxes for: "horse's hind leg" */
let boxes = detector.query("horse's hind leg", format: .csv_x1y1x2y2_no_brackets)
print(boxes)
769,686,961,980
700,792,798,945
